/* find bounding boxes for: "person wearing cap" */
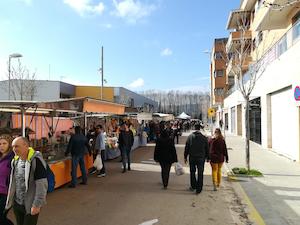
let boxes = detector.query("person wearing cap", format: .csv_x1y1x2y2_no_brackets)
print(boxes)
0,134,14,225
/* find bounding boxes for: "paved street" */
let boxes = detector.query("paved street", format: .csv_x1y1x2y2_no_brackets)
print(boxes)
8,133,252,225
226,134,300,225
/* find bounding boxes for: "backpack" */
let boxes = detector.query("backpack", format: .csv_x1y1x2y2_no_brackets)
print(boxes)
46,164,55,193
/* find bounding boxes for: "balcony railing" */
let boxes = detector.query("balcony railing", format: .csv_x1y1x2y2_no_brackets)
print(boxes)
225,19,300,97
226,55,252,77
226,30,252,53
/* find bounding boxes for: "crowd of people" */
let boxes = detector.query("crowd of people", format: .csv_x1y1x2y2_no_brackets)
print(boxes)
0,119,228,225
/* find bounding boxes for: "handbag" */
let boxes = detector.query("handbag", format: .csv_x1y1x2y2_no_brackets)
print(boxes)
93,154,103,170
174,162,184,176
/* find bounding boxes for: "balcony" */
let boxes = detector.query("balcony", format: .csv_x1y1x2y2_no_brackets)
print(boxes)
225,20,300,98
226,55,252,77
226,30,252,53
254,0,298,31
227,10,252,30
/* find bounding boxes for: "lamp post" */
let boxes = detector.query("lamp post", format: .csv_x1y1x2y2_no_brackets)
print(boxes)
203,50,213,135
8,53,23,100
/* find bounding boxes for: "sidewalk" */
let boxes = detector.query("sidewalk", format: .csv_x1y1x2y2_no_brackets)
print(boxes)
225,134,300,225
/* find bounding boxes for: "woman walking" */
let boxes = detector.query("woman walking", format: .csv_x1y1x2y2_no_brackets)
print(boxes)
209,128,228,191
154,129,178,189
0,134,14,225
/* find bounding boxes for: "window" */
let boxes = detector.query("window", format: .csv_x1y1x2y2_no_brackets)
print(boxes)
214,70,224,77
214,88,224,96
292,11,300,41
255,31,263,47
277,35,287,56
214,51,223,60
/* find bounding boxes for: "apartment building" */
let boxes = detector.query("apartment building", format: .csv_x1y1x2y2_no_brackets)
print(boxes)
210,38,228,107
222,0,300,161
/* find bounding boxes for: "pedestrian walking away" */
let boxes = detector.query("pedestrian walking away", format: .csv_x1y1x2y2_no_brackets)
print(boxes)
65,126,91,187
184,123,209,194
0,134,14,225
209,128,228,191
6,137,48,225
118,122,134,173
154,129,178,189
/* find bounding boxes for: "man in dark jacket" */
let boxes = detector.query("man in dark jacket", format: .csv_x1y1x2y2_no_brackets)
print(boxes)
184,123,209,194
118,123,134,173
65,126,90,187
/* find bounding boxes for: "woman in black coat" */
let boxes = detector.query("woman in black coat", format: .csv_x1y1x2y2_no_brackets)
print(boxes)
154,129,178,189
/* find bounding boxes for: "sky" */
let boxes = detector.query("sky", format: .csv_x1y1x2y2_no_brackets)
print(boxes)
0,0,240,93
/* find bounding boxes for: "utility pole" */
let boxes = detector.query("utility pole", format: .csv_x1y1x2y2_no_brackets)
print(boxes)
101,46,104,100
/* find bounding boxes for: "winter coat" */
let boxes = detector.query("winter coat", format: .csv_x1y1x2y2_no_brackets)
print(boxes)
154,137,178,164
184,131,209,161
0,151,14,195
6,148,48,214
118,130,134,149
66,134,90,156
209,138,228,163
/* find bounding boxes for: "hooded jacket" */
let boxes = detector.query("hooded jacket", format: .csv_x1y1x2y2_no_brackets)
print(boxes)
6,148,48,214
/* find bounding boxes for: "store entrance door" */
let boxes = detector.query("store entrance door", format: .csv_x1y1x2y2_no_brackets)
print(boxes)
249,98,261,144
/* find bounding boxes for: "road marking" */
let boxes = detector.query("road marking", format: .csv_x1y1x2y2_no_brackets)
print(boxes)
238,181,266,225
139,219,159,225
224,164,266,225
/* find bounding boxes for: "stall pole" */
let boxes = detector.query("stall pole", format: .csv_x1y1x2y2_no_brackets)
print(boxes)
21,107,26,137
84,112,87,136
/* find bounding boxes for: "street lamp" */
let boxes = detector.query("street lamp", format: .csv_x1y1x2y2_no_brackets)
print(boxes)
8,53,23,100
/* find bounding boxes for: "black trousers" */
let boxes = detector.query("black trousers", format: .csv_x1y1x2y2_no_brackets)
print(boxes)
160,162,172,187
189,158,205,193
13,202,39,225
0,194,13,225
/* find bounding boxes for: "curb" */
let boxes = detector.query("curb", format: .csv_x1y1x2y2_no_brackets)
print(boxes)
224,165,266,225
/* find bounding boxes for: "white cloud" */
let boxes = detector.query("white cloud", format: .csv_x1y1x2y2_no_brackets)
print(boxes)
129,78,144,88
64,0,105,16
112,0,156,23
101,23,112,29
161,48,173,56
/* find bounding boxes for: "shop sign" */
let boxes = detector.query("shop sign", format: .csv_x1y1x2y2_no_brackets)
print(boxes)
295,86,300,101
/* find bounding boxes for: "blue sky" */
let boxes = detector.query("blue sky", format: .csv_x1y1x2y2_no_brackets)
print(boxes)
0,0,240,92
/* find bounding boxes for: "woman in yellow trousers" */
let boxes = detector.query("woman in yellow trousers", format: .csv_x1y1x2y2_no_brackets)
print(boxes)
209,128,228,191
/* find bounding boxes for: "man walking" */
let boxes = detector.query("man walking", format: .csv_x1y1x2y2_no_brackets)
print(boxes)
94,125,106,177
6,137,48,225
118,122,134,173
65,126,90,187
184,123,209,194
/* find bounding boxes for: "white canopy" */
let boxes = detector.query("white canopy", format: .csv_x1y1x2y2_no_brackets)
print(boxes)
176,112,191,119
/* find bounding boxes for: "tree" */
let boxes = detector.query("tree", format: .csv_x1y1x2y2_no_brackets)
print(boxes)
226,13,268,170
6,59,37,100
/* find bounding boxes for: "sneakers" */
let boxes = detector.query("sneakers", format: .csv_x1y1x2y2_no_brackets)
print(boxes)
90,168,97,174
97,173,106,178
213,184,217,191
189,187,195,192
122,168,126,173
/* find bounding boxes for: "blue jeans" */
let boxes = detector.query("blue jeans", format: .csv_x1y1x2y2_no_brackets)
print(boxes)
189,158,205,193
71,155,87,186
121,146,131,169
